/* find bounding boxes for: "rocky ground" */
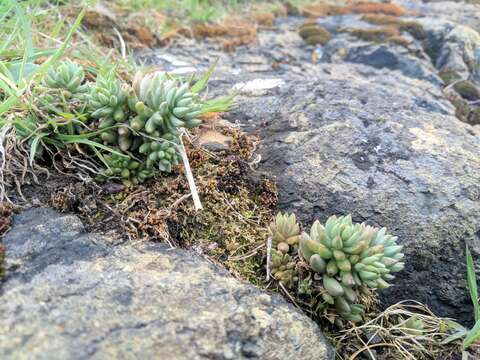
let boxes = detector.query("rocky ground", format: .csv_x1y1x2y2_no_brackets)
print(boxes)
137,0,480,325
1,208,333,359
1,0,480,359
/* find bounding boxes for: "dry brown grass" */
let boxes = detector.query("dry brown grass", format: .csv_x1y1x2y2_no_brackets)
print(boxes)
190,20,257,51
333,301,460,360
300,2,409,18
254,12,276,27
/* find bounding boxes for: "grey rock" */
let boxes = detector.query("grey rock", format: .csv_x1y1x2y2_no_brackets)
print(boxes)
419,18,480,84
398,0,480,34
222,63,480,326
344,44,442,86
315,15,441,85
0,208,334,360
133,0,480,325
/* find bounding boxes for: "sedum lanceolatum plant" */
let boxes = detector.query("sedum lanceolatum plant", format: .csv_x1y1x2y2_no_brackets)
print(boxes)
16,59,231,186
268,213,301,288
267,213,405,323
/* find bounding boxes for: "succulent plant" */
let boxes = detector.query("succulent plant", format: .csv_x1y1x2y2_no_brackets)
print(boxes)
97,117,143,152
135,72,203,135
299,215,404,322
89,72,127,122
43,60,89,95
270,249,298,289
138,133,182,173
98,153,153,185
20,58,230,187
268,212,301,254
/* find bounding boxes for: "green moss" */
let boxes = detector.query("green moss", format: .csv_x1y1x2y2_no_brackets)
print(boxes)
298,23,332,45
361,14,425,39
341,26,399,43
439,70,461,85
450,97,480,125
453,80,480,101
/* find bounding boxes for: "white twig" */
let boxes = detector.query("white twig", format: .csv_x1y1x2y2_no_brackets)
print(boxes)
179,131,203,211
266,235,272,281
0,124,11,203
113,27,127,60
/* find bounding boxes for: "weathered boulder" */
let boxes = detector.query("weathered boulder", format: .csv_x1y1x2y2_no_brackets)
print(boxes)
134,3,480,324
0,208,334,360
223,63,480,325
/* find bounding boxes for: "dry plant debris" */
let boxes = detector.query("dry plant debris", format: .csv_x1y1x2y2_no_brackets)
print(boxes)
333,301,461,360
48,126,277,284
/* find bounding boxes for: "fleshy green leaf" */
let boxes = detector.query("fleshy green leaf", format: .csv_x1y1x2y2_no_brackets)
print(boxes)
463,318,480,349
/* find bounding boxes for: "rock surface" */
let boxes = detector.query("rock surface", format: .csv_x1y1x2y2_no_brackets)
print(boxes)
0,208,334,360
136,0,480,325
226,63,480,325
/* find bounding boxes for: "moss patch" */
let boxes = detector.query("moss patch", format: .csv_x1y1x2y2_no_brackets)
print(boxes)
298,22,332,45
439,70,461,85
453,80,480,101
300,2,408,18
48,127,277,285
361,14,425,39
190,20,257,51
340,26,399,42
448,94,480,125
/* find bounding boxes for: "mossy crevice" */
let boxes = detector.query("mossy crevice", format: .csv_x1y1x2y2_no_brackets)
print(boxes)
49,126,277,284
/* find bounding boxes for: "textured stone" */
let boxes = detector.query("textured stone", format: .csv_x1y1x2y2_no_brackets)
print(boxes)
222,63,480,325
133,3,480,325
0,208,334,360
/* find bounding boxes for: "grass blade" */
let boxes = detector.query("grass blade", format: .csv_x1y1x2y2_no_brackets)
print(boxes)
442,329,468,345
63,138,128,158
190,58,218,94
466,246,479,321
201,93,236,113
29,133,48,166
